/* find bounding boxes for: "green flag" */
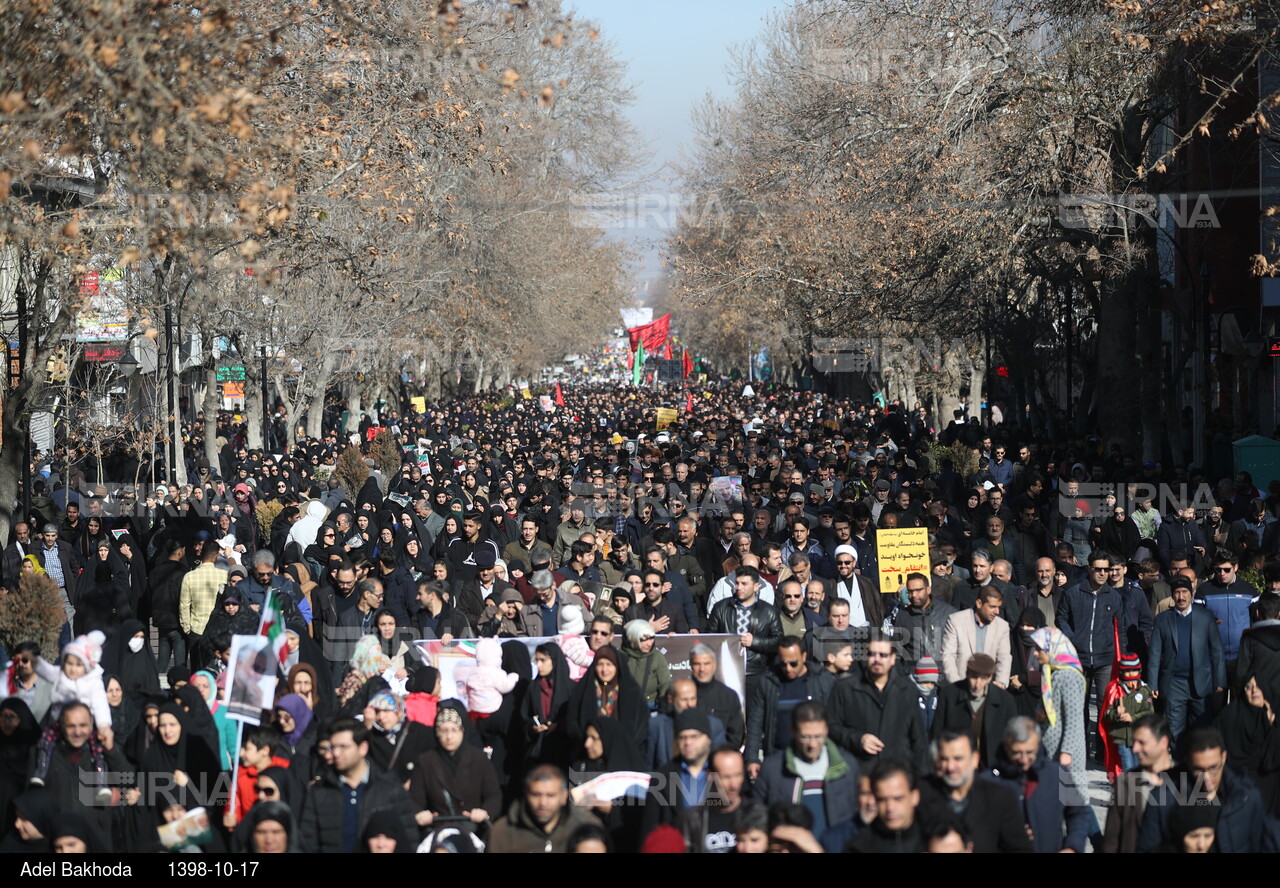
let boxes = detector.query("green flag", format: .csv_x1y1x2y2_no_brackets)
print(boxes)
632,340,645,385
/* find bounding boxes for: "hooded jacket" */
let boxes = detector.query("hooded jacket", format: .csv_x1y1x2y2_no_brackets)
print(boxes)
1137,764,1265,853
1237,621,1280,695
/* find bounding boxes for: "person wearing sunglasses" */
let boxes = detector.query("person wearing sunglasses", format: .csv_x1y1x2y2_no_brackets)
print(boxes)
1055,551,1135,758
2,641,53,723
1198,548,1256,687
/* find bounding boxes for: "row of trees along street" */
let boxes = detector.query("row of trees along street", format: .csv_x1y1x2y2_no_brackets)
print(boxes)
667,0,1280,464
0,0,643,540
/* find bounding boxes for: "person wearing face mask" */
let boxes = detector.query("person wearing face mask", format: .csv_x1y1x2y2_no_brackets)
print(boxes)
100,619,161,701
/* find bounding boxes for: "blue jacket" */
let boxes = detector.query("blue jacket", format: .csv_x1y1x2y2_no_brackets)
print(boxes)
1138,765,1264,852
987,747,1090,853
1055,584,1133,667
1198,582,1256,662
380,565,419,626
1119,583,1154,658
1148,605,1226,699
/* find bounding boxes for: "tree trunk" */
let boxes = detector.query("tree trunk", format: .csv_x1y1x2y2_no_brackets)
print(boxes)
1096,275,1140,455
968,350,985,420
170,358,187,488
242,360,263,451
346,391,361,433
0,259,58,542
203,364,221,473
274,369,306,450
304,351,336,440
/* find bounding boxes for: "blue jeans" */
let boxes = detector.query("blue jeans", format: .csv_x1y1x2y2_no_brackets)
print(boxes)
156,629,186,673
1118,743,1138,771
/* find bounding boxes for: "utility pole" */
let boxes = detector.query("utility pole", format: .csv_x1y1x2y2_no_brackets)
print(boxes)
165,300,177,484
16,282,30,522
261,344,270,451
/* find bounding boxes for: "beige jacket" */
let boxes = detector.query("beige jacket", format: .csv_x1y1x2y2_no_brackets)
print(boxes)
940,610,1012,686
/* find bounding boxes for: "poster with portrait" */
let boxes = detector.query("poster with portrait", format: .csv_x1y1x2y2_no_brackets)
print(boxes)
225,635,278,724
412,634,747,712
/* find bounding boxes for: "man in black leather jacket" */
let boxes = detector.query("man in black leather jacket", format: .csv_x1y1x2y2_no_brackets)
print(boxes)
707,564,782,700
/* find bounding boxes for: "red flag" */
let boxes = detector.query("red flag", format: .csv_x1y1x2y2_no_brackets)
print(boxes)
685,391,694,413
626,349,634,371
682,348,693,379
1099,617,1125,782
662,341,673,360
626,313,671,354
554,382,565,407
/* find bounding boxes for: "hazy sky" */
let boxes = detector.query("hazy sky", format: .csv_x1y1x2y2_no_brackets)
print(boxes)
567,0,785,296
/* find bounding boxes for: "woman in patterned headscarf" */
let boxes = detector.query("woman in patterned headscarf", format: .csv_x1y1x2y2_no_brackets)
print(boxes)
408,704,501,839
364,689,433,783
1029,626,1089,810
335,635,394,718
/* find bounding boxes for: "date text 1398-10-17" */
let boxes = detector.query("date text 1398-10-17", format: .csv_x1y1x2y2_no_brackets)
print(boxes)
170,861,261,877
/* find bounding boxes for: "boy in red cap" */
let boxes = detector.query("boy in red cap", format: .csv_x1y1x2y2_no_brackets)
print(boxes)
1104,653,1155,771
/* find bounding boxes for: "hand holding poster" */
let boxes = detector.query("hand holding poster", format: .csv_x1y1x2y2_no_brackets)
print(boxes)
225,635,279,724
875,527,931,598
655,407,678,430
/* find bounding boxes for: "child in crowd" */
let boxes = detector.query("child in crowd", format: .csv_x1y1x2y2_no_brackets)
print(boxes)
1104,653,1155,771
29,631,112,792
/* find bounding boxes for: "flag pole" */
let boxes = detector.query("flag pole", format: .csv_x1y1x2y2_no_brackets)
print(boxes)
229,719,244,822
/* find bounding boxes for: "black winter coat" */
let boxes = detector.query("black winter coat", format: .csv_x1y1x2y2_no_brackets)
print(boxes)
745,669,834,765
827,667,926,768
931,680,1018,769
297,760,418,853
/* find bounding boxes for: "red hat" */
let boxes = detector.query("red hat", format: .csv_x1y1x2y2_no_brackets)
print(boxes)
641,824,687,854
1119,652,1142,678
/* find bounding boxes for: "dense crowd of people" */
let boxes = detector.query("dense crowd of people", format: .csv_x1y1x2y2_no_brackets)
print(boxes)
1,382,1279,853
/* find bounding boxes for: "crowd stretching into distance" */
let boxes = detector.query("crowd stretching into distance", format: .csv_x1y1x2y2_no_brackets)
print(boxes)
0,382,1277,854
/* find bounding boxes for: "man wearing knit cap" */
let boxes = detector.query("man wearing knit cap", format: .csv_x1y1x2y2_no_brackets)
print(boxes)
911,656,940,735
643,708,714,834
